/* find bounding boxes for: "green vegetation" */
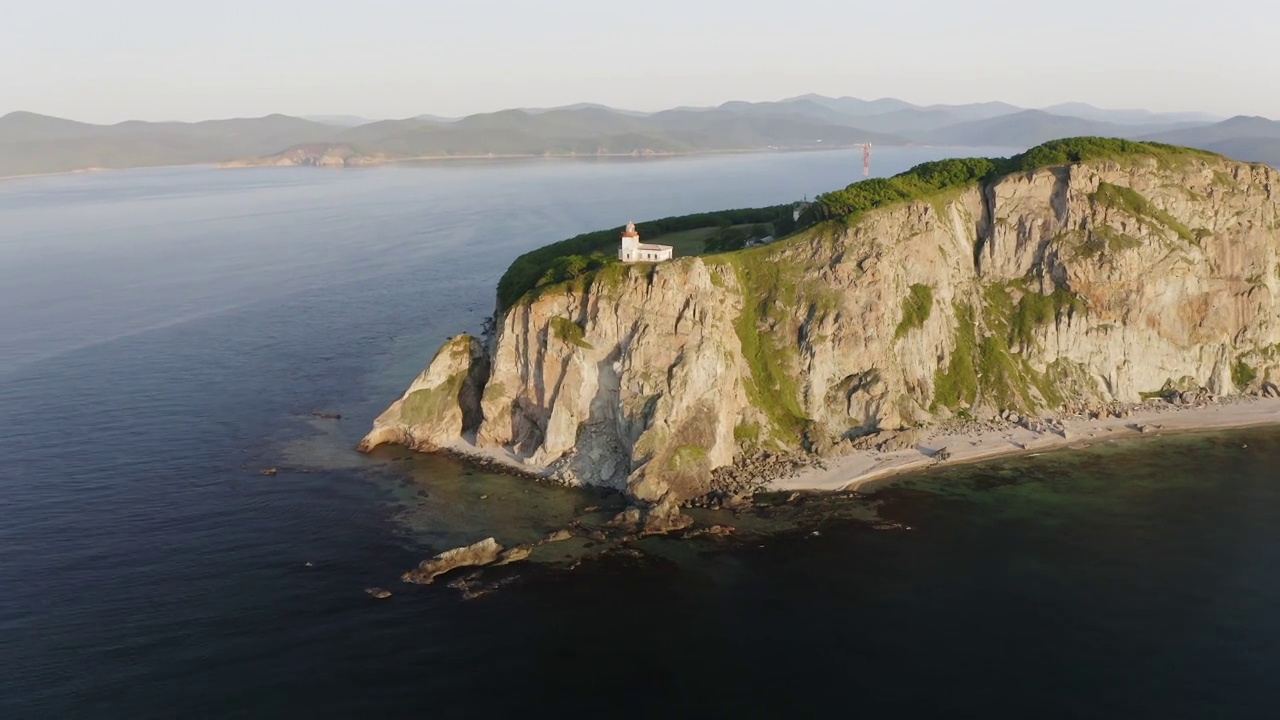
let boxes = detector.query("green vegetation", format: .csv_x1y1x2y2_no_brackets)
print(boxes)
1010,288,1085,349
485,135,1239,422
667,444,709,472
733,421,762,445
716,249,812,444
550,317,593,349
1089,182,1194,242
1032,358,1073,409
894,284,934,339
704,224,773,252
977,334,1034,410
807,157,1000,224
1008,137,1218,171
647,227,717,256
932,303,979,410
704,227,749,253
929,285,1085,412
805,138,1218,227
1076,226,1144,258
534,252,615,290
984,281,1085,351
399,373,465,425
496,205,794,310
500,137,1224,311
974,293,1042,411
1233,358,1258,387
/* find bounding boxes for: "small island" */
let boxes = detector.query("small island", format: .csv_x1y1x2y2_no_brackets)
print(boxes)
360,138,1280,533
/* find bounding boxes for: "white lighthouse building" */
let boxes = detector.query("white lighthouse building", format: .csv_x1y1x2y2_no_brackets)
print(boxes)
618,221,673,263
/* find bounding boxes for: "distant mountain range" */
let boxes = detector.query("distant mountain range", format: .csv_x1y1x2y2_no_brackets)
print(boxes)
1142,115,1280,163
2,96,1277,178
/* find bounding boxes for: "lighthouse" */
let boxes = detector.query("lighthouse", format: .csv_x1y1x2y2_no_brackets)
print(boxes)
617,221,674,263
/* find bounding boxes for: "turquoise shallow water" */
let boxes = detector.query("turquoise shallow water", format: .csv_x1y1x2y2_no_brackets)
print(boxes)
2,152,1278,718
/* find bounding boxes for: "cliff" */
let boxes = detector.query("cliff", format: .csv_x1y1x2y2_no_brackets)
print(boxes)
361,147,1280,506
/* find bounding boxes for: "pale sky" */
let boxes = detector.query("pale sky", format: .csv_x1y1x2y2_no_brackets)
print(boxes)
4,0,1277,123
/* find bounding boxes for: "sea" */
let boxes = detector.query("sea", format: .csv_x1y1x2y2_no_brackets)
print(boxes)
2,149,1278,719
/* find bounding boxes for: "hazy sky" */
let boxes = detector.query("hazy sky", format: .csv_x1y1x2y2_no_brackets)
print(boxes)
4,0,1277,123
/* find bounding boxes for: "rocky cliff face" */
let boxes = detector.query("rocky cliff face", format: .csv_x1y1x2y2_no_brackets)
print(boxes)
362,154,1280,504
358,335,488,453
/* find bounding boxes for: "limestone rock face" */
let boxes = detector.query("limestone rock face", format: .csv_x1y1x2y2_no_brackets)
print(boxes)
366,155,1280,502
358,334,488,453
473,259,752,503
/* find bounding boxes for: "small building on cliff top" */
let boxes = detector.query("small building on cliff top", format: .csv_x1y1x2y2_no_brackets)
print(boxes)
618,221,673,263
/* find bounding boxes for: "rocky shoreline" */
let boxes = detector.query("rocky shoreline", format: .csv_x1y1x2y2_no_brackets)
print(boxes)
401,387,1280,515
775,392,1280,493
384,390,1280,600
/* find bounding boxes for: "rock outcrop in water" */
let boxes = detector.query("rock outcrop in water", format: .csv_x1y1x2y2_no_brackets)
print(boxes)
402,537,504,584
362,147,1280,507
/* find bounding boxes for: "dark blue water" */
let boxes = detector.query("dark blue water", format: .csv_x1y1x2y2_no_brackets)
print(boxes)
2,151,1278,719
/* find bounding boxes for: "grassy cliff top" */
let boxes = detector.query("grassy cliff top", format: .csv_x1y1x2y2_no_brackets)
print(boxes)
804,137,1221,224
495,205,795,311
494,138,1223,312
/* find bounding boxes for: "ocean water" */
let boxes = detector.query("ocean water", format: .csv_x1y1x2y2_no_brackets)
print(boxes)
2,151,1279,719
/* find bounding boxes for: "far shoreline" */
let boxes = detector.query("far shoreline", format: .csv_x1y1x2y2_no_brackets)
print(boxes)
214,142,988,171
1,142,985,182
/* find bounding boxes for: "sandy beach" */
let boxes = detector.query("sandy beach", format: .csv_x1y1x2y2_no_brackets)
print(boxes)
772,397,1280,493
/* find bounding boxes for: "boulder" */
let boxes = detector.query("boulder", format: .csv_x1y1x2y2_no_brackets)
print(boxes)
496,544,533,565
607,507,643,530
540,529,573,544
641,494,694,535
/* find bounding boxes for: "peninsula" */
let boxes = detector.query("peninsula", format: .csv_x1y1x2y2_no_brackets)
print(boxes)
360,138,1280,527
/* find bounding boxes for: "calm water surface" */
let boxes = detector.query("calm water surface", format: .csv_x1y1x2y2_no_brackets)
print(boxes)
2,150,1278,718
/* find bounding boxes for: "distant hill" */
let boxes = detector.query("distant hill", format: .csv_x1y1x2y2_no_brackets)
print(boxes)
1,97,1271,177
0,111,107,142
1142,115,1280,144
1141,116,1280,165
1041,102,1221,125
303,114,379,126
714,99,874,127
926,110,1206,147
836,108,972,135
783,94,919,117
246,107,910,166
783,95,1023,123
0,112,339,177
520,103,649,118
